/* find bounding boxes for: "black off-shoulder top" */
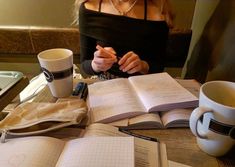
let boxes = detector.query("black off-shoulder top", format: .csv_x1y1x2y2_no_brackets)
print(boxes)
79,1,169,78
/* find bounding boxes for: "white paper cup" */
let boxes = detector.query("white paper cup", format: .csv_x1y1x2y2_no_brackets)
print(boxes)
37,48,73,98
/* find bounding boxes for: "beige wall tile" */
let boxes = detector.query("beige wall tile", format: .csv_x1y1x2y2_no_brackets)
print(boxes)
30,28,80,55
0,28,34,54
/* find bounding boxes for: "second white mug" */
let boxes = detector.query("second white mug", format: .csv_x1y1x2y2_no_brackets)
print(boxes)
190,80,235,156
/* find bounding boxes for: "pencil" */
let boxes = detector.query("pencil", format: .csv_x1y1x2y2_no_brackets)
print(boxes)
96,45,117,58
119,128,159,142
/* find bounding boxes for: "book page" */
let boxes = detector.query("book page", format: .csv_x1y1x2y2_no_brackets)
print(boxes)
109,118,129,127
56,137,134,167
128,73,198,112
160,108,193,128
134,138,168,167
83,123,127,137
0,136,65,167
126,113,163,130
88,78,145,123
108,113,163,129
168,160,192,167
83,123,166,167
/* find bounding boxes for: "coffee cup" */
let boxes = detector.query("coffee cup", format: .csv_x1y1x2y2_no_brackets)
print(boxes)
37,48,73,98
190,80,235,156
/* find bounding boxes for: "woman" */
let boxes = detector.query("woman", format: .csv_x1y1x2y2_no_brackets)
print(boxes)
74,0,173,79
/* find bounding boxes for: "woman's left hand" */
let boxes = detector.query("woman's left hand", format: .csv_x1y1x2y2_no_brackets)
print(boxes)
118,51,149,74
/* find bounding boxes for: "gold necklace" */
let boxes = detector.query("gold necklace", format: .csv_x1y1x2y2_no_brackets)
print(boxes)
118,0,130,2
109,0,138,16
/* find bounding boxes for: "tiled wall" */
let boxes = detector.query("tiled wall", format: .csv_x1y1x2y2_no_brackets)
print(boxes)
0,27,192,78
0,27,191,66
0,27,80,63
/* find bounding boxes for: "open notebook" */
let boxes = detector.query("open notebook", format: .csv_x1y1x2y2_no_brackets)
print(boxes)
0,71,23,97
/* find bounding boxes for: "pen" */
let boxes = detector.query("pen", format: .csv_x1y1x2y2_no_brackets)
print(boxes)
96,45,118,59
73,82,84,96
118,128,159,142
80,83,88,100
79,82,88,99
96,45,122,66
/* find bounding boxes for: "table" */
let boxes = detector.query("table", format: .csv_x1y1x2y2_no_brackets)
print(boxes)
131,129,235,167
2,82,235,167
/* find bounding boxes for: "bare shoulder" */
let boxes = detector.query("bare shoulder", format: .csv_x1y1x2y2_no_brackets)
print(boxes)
150,0,174,27
84,0,100,11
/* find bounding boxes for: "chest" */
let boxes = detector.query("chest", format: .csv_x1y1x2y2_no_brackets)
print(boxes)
85,1,164,21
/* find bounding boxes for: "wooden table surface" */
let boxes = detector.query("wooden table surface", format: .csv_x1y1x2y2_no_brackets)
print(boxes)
2,83,235,167
132,128,235,167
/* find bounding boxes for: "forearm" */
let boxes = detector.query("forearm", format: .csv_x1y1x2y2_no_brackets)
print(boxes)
79,34,97,75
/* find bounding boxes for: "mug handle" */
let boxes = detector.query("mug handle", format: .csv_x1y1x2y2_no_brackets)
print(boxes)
190,107,213,139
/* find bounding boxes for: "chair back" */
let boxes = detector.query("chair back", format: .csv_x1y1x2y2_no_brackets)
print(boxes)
166,29,192,67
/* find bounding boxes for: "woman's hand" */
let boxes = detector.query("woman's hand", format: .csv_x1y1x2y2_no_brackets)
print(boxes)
92,45,117,73
118,51,149,74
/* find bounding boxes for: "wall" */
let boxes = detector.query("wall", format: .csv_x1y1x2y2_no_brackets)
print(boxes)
183,0,235,82
0,0,76,77
0,0,195,29
0,0,75,27
169,0,195,29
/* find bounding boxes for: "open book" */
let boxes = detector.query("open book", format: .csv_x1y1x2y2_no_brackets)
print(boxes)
0,136,134,167
88,72,199,123
109,108,194,129
81,123,168,167
108,79,201,129
0,123,168,167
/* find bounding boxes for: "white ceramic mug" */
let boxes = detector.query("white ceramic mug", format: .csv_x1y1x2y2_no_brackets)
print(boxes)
37,48,73,98
190,81,235,156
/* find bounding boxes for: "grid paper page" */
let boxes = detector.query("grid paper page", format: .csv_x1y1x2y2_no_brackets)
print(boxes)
56,137,134,167
0,136,65,167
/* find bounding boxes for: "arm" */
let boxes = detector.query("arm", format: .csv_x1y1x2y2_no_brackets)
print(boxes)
92,45,117,73
117,45,167,75
80,33,117,75
80,33,97,75
161,0,174,28
118,51,149,75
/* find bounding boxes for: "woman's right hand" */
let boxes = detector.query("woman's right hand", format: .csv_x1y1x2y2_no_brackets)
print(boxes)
91,45,117,73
